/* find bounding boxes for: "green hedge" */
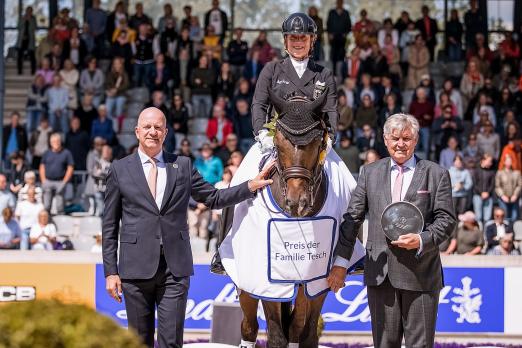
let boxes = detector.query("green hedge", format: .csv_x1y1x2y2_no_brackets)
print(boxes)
0,299,145,348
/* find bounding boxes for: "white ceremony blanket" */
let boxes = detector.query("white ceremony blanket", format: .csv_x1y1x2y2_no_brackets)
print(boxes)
219,143,365,300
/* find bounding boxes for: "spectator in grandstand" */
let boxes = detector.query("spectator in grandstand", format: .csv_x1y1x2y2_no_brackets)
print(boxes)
79,57,104,107
216,62,235,101
227,28,249,79
156,17,178,59
501,120,520,148
84,136,104,204
337,92,354,140
17,171,42,203
36,58,55,86
45,43,64,70
496,88,517,123
451,211,484,255
106,1,128,43
460,58,484,112
205,0,228,43
356,124,383,160
438,79,463,118
233,78,253,105
409,87,434,159
416,5,438,61
462,133,481,168
354,95,378,134
206,104,233,147
29,209,56,250
472,153,495,223
432,104,464,158
148,53,172,94
16,6,37,75
194,143,224,186
485,207,513,251
40,133,74,215
105,57,129,122
46,74,70,133
340,47,362,81
440,136,462,170
434,91,458,119
495,154,522,222
473,94,497,127
243,49,263,87
188,199,210,239
92,145,112,216
91,104,115,144
362,44,389,79
406,35,430,89
75,93,98,135
227,151,243,176
476,120,500,161
2,112,28,162
0,175,16,216
251,30,274,65
133,23,155,87
177,138,195,161
85,0,107,58
29,118,52,168
129,2,151,31
338,77,356,109
214,133,240,166
59,59,80,110
378,93,401,130
445,9,463,62
15,187,44,250
188,14,203,42
110,29,134,75
378,18,399,48
464,0,487,50
202,25,222,62
394,10,413,37
398,21,419,76
157,3,177,34
308,6,324,61
231,98,254,154
65,116,90,170
327,0,352,70
61,27,87,68
352,9,375,47
337,135,360,174
381,34,401,80
8,152,29,196
449,155,473,215
487,233,520,255
191,55,215,118
26,74,48,133
362,149,380,167
169,94,189,137
0,208,21,250
499,139,522,172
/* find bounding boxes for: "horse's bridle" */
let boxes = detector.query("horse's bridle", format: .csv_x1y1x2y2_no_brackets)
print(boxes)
273,119,327,209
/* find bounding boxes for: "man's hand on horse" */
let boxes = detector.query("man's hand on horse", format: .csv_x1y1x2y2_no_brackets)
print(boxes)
248,160,276,192
327,266,347,293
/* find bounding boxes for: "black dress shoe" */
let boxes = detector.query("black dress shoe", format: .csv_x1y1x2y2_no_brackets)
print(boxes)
210,252,227,275
347,258,365,276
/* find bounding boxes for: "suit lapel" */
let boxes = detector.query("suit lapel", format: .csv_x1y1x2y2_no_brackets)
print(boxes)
298,60,317,88
160,152,179,213
404,157,426,202
127,152,157,211
383,158,392,204
283,58,301,90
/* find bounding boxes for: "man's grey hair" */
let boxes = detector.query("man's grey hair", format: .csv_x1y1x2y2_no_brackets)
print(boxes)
383,113,420,139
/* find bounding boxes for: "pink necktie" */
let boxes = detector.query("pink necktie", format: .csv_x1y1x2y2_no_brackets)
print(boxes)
392,165,404,202
147,158,158,199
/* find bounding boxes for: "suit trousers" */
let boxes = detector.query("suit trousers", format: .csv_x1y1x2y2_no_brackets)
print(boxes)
367,277,439,348
122,252,190,348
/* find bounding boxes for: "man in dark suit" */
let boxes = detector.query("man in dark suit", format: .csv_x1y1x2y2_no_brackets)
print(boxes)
327,113,456,348
416,5,439,61
204,0,228,43
326,0,352,74
485,207,513,251
103,107,272,348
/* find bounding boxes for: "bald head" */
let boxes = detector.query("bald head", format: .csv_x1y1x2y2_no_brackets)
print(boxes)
135,107,168,157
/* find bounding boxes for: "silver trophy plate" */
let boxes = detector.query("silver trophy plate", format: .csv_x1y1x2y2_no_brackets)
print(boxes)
381,201,424,241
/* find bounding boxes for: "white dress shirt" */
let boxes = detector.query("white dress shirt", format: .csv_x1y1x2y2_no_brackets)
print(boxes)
138,149,167,209
290,56,309,78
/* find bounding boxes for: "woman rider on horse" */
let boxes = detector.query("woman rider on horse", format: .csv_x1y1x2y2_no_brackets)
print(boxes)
211,12,341,273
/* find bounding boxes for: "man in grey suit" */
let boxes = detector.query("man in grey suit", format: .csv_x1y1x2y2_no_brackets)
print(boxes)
103,107,272,348
327,113,456,348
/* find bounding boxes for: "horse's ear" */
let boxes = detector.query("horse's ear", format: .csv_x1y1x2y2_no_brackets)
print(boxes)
308,89,328,115
268,88,287,114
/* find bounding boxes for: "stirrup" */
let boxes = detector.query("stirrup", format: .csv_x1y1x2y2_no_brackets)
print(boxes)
210,252,227,275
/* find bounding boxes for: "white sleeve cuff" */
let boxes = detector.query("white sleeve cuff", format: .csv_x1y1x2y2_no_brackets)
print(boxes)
333,256,351,269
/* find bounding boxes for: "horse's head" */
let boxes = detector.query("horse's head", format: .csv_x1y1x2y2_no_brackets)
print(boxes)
269,90,328,217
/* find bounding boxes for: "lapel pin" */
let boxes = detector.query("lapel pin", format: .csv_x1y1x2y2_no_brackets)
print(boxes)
172,163,178,168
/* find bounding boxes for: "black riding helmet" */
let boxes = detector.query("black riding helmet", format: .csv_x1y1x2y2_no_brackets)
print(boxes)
282,12,317,36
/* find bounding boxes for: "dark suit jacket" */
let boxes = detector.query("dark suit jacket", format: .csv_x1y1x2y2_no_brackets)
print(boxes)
2,125,28,155
251,58,338,135
335,157,456,291
102,151,254,280
485,222,513,249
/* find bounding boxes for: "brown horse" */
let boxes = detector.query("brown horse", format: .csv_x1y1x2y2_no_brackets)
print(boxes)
238,91,330,347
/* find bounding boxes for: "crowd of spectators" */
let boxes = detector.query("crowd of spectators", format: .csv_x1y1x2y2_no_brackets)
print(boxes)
2,0,521,254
